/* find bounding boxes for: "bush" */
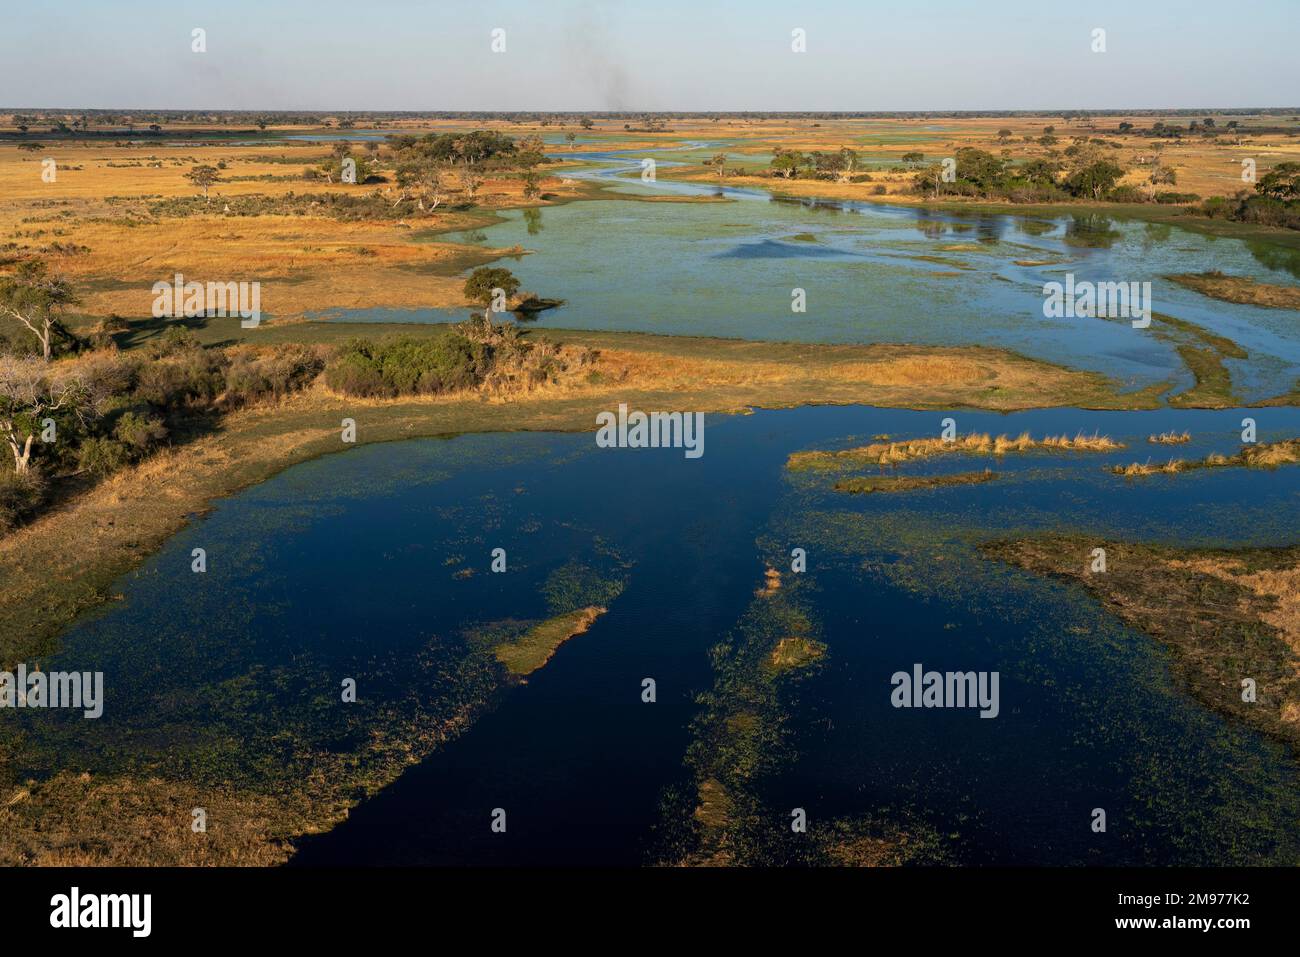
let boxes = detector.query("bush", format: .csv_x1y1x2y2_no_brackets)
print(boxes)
135,349,226,406
78,436,132,476
324,334,484,398
113,410,167,452
224,344,324,404
0,467,46,532
1105,185,1147,203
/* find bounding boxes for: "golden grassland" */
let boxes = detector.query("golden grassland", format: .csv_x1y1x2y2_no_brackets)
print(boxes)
982,536,1300,750
1110,437,1300,476
641,113,1300,209
492,606,607,676
787,431,1123,471
1168,272,1300,310
0,140,593,318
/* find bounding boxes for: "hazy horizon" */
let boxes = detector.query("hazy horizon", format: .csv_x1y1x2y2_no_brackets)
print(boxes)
3,0,1297,113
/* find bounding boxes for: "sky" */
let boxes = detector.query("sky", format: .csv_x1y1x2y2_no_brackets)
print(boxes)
2,0,1297,112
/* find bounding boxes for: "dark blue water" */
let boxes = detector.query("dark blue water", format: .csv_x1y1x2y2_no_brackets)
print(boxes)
14,405,1300,865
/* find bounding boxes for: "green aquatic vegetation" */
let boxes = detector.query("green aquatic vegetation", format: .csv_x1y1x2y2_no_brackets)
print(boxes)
833,470,997,495
542,559,628,614
980,535,1300,755
661,573,945,866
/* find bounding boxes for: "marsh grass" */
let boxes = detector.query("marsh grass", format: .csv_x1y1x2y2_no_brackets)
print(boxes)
788,431,1122,471
832,469,996,494
981,535,1300,752
1112,437,1300,476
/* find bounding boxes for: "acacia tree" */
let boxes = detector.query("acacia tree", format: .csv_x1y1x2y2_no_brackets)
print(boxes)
0,355,87,474
0,260,79,362
185,164,221,203
706,152,728,180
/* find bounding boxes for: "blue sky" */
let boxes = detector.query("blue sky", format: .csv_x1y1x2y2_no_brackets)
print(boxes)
3,0,1297,111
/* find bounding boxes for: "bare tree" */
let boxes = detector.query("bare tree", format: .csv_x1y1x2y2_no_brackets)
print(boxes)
0,355,87,474
0,260,79,362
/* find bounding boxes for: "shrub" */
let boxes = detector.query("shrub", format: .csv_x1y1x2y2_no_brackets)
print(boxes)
135,349,226,406
0,467,46,532
78,436,132,476
324,334,484,398
113,410,168,452
224,344,324,404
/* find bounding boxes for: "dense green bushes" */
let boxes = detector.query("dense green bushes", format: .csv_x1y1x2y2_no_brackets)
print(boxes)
1199,193,1300,230
0,332,328,531
324,333,485,397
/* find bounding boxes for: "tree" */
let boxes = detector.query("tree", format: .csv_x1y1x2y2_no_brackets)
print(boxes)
565,131,577,147
462,171,484,201
996,128,1013,145
463,267,520,329
394,161,444,211
522,171,542,200
769,150,804,179
837,147,859,182
1148,166,1177,188
900,151,924,165
0,260,79,362
185,165,221,203
0,355,87,474
580,117,594,130
706,152,728,180
1257,162,1300,202
1066,160,1125,200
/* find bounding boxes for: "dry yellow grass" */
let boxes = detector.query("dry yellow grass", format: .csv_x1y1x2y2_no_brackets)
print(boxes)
1169,272,1300,310
766,636,826,673
1149,430,1192,444
755,567,782,597
789,431,1122,470
1112,437,1300,476
0,141,584,319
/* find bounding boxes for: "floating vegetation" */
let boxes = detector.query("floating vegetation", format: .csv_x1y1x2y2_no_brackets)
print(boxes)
788,432,1122,471
491,606,608,676
833,470,996,495
764,636,827,674
1112,438,1300,477
754,567,782,597
981,535,1300,753
656,579,947,866
1148,431,1192,445
1168,271,1300,311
